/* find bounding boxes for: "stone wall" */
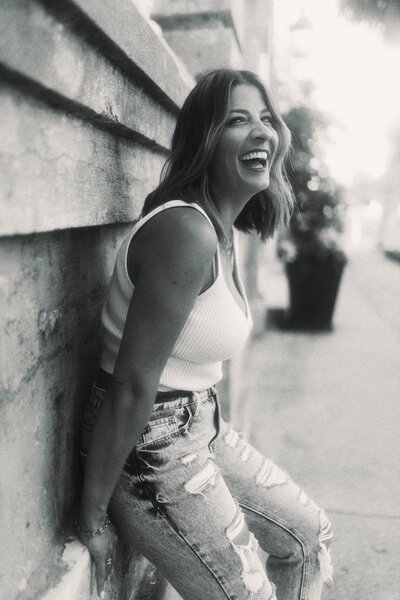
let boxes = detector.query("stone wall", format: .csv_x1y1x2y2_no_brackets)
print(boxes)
0,1,192,598
1,0,275,597
152,0,244,76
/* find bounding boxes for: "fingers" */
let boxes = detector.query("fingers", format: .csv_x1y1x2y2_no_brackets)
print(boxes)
95,557,107,597
95,534,117,597
105,555,114,579
80,526,117,598
95,553,115,597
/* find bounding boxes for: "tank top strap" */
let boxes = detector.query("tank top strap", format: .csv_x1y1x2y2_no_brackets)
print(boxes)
127,200,214,241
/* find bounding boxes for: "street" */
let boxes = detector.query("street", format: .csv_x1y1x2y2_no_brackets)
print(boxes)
231,250,400,599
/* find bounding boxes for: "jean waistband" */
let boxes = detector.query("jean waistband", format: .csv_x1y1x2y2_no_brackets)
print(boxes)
95,369,216,406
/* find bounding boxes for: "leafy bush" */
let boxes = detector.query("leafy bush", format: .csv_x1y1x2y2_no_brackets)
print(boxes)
278,106,347,264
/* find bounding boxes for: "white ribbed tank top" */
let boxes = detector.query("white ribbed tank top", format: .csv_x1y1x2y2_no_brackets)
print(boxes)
100,200,252,391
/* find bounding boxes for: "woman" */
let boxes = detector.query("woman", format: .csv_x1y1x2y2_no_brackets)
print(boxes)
77,69,333,600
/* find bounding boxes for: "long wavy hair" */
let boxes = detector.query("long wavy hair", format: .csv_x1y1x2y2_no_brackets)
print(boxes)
142,69,294,241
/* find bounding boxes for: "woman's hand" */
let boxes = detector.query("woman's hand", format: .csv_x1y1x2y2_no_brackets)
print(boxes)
77,521,118,598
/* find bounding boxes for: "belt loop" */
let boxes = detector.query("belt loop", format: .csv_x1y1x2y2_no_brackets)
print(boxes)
208,387,221,453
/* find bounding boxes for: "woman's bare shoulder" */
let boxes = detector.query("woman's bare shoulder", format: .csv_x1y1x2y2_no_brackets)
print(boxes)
148,205,216,245
128,204,218,279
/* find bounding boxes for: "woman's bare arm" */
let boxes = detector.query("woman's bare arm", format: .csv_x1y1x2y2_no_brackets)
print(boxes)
79,208,217,530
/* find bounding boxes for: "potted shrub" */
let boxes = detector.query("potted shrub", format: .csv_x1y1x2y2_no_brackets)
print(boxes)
278,106,347,330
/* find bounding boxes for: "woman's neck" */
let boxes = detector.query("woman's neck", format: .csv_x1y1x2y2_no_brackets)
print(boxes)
216,193,250,235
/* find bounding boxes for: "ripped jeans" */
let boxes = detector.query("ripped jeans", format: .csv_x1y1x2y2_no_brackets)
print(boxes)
80,383,333,600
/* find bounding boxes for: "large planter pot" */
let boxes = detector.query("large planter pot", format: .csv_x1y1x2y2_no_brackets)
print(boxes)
285,255,346,330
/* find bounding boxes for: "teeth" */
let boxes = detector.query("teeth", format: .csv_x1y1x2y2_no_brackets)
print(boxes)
240,151,269,161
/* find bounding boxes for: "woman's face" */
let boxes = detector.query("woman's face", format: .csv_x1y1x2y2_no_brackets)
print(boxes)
211,84,279,199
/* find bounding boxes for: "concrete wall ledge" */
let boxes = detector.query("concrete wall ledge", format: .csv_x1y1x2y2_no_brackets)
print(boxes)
0,85,165,236
0,0,193,151
19,537,166,600
152,0,244,48
66,0,193,107
39,540,92,600
0,0,193,114
0,0,196,237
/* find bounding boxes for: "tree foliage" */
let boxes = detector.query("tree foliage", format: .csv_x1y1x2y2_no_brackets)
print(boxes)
340,0,400,41
278,106,347,263
340,0,398,24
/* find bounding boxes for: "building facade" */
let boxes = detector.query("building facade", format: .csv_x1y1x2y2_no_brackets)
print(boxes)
0,1,274,598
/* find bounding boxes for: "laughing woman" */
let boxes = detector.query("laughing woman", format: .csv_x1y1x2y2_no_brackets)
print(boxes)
77,69,333,600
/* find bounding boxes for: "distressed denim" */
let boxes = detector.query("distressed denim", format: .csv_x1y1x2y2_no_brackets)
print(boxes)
80,383,333,600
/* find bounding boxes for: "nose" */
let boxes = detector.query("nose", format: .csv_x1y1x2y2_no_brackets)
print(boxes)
250,119,274,142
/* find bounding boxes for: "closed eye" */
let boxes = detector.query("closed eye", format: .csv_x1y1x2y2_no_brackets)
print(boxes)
227,116,246,125
227,114,275,127
261,115,274,125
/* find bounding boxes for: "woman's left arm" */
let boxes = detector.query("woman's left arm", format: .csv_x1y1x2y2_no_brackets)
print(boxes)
77,209,217,595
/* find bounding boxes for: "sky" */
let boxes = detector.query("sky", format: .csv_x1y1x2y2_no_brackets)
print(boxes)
274,0,400,185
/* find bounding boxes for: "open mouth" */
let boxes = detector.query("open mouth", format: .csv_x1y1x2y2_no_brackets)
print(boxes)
239,150,269,171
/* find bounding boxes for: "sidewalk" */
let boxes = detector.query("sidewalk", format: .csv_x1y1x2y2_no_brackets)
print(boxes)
231,250,400,600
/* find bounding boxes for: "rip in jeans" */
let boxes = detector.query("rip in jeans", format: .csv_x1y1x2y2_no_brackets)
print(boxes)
255,459,289,488
226,509,276,599
317,510,334,585
184,460,218,501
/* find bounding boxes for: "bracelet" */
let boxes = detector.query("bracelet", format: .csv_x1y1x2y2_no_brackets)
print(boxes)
76,514,110,537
